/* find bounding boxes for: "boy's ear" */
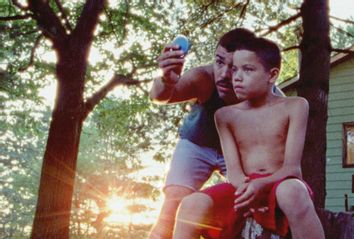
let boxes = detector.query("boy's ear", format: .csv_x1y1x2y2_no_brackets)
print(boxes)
268,68,279,84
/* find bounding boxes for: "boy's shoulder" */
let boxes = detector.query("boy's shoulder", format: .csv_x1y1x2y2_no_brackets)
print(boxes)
275,96,309,117
280,96,309,108
216,103,245,113
214,103,244,123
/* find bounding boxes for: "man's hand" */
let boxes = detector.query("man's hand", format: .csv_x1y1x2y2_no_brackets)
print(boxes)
234,178,265,212
157,44,185,85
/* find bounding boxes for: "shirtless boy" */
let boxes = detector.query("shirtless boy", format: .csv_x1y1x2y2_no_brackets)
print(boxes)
173,37,325,239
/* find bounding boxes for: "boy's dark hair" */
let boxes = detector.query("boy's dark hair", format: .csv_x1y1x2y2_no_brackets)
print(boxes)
217,28,255,52
235,36,281,71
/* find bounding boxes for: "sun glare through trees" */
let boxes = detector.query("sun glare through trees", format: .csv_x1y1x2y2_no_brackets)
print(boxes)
0,0,353,238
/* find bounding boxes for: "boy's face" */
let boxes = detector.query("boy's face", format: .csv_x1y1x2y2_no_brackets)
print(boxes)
231,50,275,101
213,46,236,103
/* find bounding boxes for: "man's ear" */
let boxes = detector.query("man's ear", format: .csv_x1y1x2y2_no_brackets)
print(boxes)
268,67,279,84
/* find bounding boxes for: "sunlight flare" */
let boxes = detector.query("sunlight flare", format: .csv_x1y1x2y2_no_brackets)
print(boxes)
106,194,128,214
104,195,160,225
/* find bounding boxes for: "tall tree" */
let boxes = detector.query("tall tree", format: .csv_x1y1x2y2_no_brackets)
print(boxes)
297,0,330,208
1,0,180,237
1,0,173,237
27,0,107,237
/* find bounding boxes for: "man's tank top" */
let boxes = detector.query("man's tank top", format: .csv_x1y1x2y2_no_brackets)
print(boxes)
178,90,226,151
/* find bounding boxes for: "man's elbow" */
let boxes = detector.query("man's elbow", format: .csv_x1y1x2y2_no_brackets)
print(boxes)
149,90,157,102
149,91,170,104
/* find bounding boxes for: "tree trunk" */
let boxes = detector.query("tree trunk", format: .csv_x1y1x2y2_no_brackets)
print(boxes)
31,111,82,238
29,0,105,236
31,41,86,238
297,0,331,208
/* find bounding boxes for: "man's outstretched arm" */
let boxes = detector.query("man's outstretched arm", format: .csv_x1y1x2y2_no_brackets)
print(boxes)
150,43,214,104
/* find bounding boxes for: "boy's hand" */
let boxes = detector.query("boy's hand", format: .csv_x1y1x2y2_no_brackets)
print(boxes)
234,179,265,211
231,176,250,189
242,206,269,218
157,44,185,84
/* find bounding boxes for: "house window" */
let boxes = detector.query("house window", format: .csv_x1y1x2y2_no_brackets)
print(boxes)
343,122,354,168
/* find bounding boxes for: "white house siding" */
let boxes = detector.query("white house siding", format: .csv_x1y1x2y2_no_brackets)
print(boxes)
325,57,354,212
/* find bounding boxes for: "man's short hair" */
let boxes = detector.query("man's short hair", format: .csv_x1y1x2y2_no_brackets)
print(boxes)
217,28,255,52
235,37,281,71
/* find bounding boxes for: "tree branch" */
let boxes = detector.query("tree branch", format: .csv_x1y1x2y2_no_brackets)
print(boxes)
200,2,243,29
330,23,354,38
11,0,28,10
22,29,40,36
331,48,354,54
283,45,300,52
19,34,43,72
72,0,105,50
104,1,129,46
260,12,301,37
0,13,33,21
28,0,67,44
54,0,73,32
82,74,148,119
330,15,354,25
0,24,39,37
236,0,250,26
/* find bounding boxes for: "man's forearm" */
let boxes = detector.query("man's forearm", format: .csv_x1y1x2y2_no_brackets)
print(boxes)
149,76,176,103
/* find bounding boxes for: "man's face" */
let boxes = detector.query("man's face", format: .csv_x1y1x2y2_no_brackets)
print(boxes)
213,46,237,104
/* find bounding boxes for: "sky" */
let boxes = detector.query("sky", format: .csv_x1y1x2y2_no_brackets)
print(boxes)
329,0,354,20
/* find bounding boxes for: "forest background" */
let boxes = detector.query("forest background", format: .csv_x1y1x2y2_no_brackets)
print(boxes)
0,0,353,238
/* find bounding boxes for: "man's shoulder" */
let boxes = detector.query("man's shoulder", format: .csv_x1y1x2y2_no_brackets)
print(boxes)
184,64,215,103
187,64,214,82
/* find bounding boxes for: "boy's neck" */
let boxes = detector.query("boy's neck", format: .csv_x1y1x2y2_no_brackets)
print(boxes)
244,89,277,108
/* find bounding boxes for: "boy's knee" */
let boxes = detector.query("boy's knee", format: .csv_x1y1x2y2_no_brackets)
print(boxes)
178,192,213,220
180,193,213,211
276,179,313,218
164,185,194,201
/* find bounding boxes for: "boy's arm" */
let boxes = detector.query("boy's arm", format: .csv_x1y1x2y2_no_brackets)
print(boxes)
234,97,309,209
215,107,247,187
264,97,309,181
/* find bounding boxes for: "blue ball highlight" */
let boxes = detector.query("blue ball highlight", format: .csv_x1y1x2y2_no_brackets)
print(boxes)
172,35,189,55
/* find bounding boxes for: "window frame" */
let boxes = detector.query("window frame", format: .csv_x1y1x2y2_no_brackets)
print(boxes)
343,122,354,168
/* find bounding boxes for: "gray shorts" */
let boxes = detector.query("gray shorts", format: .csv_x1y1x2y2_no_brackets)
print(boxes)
164,139,226,192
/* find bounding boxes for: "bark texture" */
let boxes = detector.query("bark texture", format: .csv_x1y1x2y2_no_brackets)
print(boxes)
297,0,331,208
30,0,105,238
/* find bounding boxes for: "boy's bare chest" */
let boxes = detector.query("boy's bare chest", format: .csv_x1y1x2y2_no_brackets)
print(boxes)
231,107,289,145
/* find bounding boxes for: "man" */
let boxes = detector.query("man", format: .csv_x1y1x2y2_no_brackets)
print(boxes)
149,28,257,239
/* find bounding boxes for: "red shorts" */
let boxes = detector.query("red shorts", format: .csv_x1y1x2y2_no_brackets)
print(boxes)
200,174,313,239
